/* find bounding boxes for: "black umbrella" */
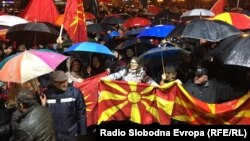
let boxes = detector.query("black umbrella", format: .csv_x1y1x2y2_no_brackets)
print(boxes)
117,13,132,20
100,16,125,25
210,34,250,68
168,21,186,37
87,23,116,33
137,12,156,19
152,18,175,25
6,22,60,45
115,38,155,56
155,10,181,21
181,19,242,42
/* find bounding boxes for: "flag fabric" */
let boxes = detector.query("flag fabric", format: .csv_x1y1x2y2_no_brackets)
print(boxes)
74,71,108,126
98,80,175,125
64,0,88,43
210,0,227,15
171,84,250,125
19,0,59,24
77,77,250,125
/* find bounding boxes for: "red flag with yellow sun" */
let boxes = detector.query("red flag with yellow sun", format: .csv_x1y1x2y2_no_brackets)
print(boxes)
98,80,175,125
74,71,108,126
171,84,250,125
64,0,88,43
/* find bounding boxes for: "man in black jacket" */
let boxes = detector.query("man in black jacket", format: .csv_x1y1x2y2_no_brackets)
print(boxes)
184,67,218,103
1,90,55,141
41,70,87,141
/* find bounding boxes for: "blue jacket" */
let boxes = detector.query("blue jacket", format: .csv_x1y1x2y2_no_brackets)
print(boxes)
45,85,87,136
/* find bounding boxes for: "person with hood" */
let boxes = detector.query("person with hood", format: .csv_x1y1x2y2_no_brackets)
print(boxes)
65,57,85,84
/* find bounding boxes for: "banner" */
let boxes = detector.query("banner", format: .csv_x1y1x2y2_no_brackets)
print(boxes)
98,80,175,125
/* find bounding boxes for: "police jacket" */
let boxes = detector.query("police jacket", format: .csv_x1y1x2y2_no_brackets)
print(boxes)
44,85,87,136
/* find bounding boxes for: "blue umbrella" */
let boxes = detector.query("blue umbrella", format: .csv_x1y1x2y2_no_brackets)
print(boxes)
137,24,175,38
64,42,115,57
115,38,153,50
124,26,150,36
109,31,120,38
139,46,190,72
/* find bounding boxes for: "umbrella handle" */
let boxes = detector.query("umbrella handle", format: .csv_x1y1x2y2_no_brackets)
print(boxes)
160,48,165,74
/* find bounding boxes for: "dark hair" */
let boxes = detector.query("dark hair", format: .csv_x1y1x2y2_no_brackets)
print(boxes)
16,90,37,108
70,59,83,72
125,57,142,76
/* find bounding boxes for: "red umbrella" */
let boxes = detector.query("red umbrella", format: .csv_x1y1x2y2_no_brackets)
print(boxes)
148,5,162,15
123,17,152,28
85,12,96,21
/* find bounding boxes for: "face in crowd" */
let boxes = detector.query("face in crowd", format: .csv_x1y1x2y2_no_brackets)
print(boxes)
194,74,208,85
53,80,68,91
126,49,134,58
92,56,101,69
71,60,82,73
165,70,177,82
130,58,139,70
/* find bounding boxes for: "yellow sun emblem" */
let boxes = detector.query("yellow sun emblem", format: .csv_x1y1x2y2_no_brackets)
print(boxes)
98,79,174,124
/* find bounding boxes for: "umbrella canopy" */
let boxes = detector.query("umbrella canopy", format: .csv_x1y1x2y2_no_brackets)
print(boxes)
87,23,116,33
64,42,115,57
115,38,154,52
6,22,60,45
123,17,152,28
139,46,190,66
210,34,250,68
0,15,29,27
212,12,250,30
117,13,132,20
181,19,242,42
108,31,120,38
137,24,175,38
124,27,150,36
181,9,215,17
137,12,156,18
100,15,125,25
148,5,162,15
155,10,181,21
0,49,68,83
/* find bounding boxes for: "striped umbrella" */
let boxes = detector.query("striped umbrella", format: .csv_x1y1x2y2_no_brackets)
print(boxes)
213,12,250,30
0,49,68,83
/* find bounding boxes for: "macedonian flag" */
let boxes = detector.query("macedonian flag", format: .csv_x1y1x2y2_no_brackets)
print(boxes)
172,84,250,125
64,0,88,43
74,71,108,126
98,80,175,125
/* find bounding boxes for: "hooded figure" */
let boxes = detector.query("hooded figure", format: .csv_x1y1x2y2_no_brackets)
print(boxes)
65,57,85,84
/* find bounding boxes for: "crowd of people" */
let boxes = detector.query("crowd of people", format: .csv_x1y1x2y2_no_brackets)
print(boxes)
0,1,250,141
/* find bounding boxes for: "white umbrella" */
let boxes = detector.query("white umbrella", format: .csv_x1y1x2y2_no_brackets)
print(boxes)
181,9,215,17
0,15,29,27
